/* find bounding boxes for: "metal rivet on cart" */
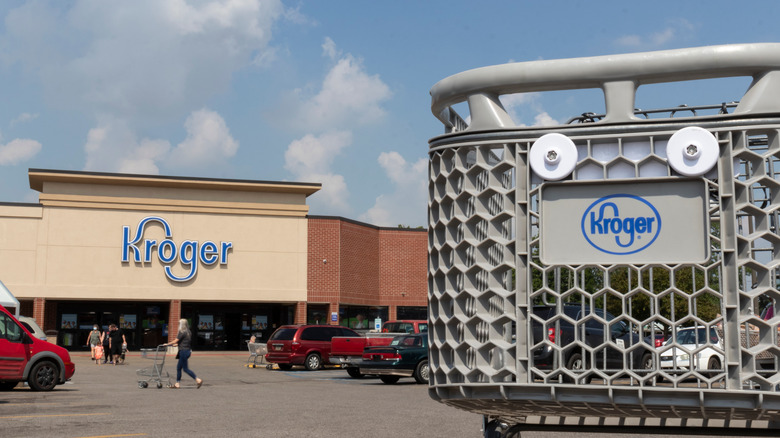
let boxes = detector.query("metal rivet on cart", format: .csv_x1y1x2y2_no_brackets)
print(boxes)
530,133,577,181
666,127,718,176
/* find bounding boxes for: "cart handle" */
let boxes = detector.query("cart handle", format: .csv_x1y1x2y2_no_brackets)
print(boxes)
430,43,780,130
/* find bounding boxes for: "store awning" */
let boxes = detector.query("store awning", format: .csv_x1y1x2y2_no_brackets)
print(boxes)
0,280,20,316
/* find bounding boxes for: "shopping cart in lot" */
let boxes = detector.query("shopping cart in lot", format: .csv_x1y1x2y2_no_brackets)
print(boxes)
136,345,171,389
428,43,780,437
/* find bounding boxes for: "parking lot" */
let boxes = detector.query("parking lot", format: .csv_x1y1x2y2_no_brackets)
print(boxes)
0,351,481,438
3,352,778,438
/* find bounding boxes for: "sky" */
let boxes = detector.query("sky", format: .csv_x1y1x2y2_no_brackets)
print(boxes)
0,1,778,227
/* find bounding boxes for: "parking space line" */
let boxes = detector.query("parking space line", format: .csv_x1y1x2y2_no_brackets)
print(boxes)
76,434,148,438
0,413,111,419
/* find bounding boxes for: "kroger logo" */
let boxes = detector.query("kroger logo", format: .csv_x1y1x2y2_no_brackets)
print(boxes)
121,216,233,282
580,195,661,255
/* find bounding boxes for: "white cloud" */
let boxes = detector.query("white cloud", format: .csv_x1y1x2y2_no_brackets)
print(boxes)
359,151,428,227
284,131,352,176
533,112,559,127
9,113,39,126
84,108,237,174
169,109,238,169
2,0,286,121
284,131,353,215
283,39,391,131
500,93,559,127
0,138,42,165
615,19,695,49
322,37,339,60
83,118,171,174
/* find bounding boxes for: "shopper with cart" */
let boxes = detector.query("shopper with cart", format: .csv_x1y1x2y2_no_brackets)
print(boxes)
164,319,203,389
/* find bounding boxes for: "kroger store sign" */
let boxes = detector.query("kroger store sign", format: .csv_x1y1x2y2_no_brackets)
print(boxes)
121,216,233,282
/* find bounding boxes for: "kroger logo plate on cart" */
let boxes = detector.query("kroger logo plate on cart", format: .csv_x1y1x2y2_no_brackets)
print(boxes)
540,179,709,265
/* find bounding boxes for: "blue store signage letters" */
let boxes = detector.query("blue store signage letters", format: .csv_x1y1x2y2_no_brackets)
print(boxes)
122,216,233,282
581,194,662,256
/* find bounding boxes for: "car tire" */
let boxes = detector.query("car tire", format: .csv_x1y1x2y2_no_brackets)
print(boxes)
28,360,58,391
413,359,429,384
305,353,322,371
380,376,400,384
346,367,363,379
0,381,18,391
707,357,721,378
277,364,293,371
564,353,591,384
641,353,658,384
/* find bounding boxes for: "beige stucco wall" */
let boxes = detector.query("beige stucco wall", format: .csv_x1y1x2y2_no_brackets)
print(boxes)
0,170,319,304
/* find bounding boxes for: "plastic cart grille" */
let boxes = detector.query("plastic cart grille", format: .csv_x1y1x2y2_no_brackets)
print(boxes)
427,44,780,429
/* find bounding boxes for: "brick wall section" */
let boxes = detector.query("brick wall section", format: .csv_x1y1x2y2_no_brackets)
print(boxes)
295,301,307,324
339,221,380,304
308,217,428,319
378,228,428,310
308,218,341,317
168,299,181,343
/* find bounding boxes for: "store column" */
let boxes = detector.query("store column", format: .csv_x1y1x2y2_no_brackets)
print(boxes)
33,297,46,329
168,299,181,343
295,301,307,324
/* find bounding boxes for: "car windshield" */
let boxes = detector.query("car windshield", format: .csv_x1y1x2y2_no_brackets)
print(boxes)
269,328,297,341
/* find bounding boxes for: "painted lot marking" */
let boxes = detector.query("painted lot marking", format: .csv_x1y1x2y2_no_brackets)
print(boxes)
0,413,111,419
77,434,147,438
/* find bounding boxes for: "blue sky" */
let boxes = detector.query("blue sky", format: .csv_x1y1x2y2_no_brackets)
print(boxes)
0,1,778,227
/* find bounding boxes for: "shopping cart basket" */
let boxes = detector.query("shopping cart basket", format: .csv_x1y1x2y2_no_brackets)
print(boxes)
428,43,780,436
136,344,171,389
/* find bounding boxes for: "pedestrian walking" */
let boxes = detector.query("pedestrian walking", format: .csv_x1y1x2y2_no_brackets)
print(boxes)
102,326,111,364
87,325,102,361
164,319,203,389
108,324,126,366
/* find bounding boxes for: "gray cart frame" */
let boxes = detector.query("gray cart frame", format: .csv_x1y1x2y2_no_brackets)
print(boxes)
427,43,780,436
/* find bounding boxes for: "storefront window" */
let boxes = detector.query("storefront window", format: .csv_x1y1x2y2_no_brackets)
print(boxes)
397,306,428,321
338,306,388,330
306,304,329,325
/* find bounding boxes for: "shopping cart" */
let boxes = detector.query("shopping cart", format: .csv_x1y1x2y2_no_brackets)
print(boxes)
136,345,171,389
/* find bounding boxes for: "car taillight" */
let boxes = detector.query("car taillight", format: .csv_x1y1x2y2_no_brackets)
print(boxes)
291,342,300,352
385,353,402,360
654,338,663,348
548,327,561,343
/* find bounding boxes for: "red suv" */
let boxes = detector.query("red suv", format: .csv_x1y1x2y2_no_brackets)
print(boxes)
266,325,359,371
0,305,76,390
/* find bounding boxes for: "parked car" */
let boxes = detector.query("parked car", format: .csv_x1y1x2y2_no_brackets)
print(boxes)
265,325,360,371
16,316,47,341
331,320,428,378
659,326,723,376
0,305,76,390
360,333,429,384
531,304,652,381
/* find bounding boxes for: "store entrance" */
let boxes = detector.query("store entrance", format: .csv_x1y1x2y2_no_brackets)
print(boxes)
182,302,295,350
54,301,170,351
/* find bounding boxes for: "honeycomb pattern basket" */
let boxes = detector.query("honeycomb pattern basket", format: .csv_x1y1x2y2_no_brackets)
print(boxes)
427,44,780,430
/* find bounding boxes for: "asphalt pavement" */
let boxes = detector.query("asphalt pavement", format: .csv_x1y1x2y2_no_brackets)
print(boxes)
1,352,777,438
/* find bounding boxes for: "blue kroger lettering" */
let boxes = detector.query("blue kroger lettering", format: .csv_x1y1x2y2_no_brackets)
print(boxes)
581,195,661,255
588,202,655,248
122,216,233,282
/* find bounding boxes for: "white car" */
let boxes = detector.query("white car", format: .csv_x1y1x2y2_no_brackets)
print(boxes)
659,326,723,376
17,315,48,341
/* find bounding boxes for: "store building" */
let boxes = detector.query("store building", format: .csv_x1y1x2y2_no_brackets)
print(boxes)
4,169,427,351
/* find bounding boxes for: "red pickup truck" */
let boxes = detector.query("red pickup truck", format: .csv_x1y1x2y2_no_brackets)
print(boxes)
331,320,427,378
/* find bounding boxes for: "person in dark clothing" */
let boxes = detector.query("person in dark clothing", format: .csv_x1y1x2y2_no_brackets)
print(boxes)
164,319,203,389
108,324,126,366
102,326,111,364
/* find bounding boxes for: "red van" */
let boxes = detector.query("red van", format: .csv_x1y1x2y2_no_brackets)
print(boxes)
0,305,75,390
265,325,360,371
